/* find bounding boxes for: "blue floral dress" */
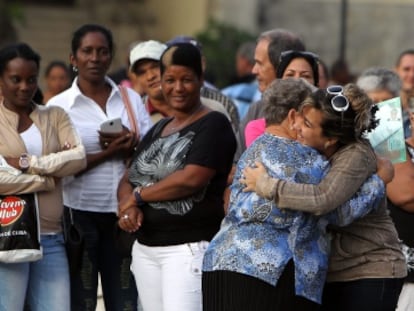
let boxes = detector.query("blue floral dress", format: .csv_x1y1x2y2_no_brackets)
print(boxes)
203,133,384,303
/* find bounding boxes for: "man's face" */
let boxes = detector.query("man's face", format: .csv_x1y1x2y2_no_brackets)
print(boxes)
252,39,276,93
395,54,414,93
131,59,163,101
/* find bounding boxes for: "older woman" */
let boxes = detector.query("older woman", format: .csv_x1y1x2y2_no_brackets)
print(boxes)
357,67,401,104
202,80,384,311
244,49,319,147
117,42,237,311
0,43,86,311
243,84,406,311
47,24,152,310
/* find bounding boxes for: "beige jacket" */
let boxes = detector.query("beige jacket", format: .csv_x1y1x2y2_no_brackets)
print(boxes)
257,141,407,281
0,102,86,233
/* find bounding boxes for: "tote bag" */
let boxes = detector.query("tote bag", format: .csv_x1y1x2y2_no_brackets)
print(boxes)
0,193,42,263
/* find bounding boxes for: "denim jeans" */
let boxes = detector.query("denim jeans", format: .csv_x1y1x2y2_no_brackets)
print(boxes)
68,209,137,311
321,278,404,311
0,233,70,311
131,240,208,311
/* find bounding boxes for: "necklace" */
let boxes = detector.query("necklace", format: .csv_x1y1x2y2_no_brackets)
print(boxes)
167,104,204,133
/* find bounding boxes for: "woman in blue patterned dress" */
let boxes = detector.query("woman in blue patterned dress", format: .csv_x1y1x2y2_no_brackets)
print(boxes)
202,80,386,310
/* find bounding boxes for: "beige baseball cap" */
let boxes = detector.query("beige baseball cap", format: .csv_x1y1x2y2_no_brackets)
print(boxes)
129,40,167,69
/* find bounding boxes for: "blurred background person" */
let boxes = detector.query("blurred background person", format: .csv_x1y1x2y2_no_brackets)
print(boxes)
358,65,414,311
329,58,355,86
357,67,401,104
42,60,71,104
236,28,306,158
276,50,319,84
48,24,153,311
395,50,414,115
244,49,319,147
317,59,330,89
222,41,258,120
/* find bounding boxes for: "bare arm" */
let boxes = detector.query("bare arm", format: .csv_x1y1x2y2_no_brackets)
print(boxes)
386,110,414,212
386,149,414,212
123,164,216,204
117,164,216,231
79,130,136,175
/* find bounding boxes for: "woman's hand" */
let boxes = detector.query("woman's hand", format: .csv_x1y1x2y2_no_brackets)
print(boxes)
118,206,143,233
376,155,394,184
241,161,266,192
118,193,143,233
99,127,137,158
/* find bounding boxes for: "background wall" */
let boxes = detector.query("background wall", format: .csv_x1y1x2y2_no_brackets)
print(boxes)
7,0,414,88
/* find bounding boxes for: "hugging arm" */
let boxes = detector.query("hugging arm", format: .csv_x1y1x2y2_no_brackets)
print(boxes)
324,174,385,226
244,143,378,215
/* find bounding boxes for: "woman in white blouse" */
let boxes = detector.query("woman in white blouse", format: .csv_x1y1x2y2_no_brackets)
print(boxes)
48,24,152,310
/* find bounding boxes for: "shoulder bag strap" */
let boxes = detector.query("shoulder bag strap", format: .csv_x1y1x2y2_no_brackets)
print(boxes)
119,86,140,140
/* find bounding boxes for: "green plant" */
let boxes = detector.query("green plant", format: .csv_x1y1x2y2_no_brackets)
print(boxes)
195,19,256,88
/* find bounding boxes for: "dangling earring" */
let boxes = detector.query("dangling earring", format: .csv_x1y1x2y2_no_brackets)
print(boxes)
72,66,78,73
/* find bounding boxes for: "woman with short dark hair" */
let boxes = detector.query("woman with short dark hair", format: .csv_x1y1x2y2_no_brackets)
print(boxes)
117,42,237,311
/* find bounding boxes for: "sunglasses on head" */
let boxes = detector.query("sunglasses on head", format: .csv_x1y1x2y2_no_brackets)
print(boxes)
279,50,319,63
326,85,349,112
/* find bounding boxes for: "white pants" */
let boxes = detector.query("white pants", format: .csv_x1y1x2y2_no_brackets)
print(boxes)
131,240,208,311
396,282,414,311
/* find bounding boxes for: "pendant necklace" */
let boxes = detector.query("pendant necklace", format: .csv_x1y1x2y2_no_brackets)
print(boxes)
168,104,203,133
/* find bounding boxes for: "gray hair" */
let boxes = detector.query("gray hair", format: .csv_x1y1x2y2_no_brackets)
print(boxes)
356,67,401,97
258,28,305,73
263,78,313,125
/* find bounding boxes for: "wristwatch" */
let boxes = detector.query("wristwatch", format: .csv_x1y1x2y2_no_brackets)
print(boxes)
133,186,146,206
19,153,30,172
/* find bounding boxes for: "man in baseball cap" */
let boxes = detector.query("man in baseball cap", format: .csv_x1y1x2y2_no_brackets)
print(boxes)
130,39,233,125
129,40,170,122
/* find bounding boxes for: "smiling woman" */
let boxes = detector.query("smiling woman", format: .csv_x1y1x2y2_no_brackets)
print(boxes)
117,42,237,311
240,84,406,311
0,42,86,311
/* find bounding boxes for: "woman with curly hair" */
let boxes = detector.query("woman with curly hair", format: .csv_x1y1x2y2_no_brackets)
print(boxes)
242,84,406,311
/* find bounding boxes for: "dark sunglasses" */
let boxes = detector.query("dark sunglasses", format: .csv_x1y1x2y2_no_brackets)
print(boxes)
326,85,349,112
279,50,319,63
